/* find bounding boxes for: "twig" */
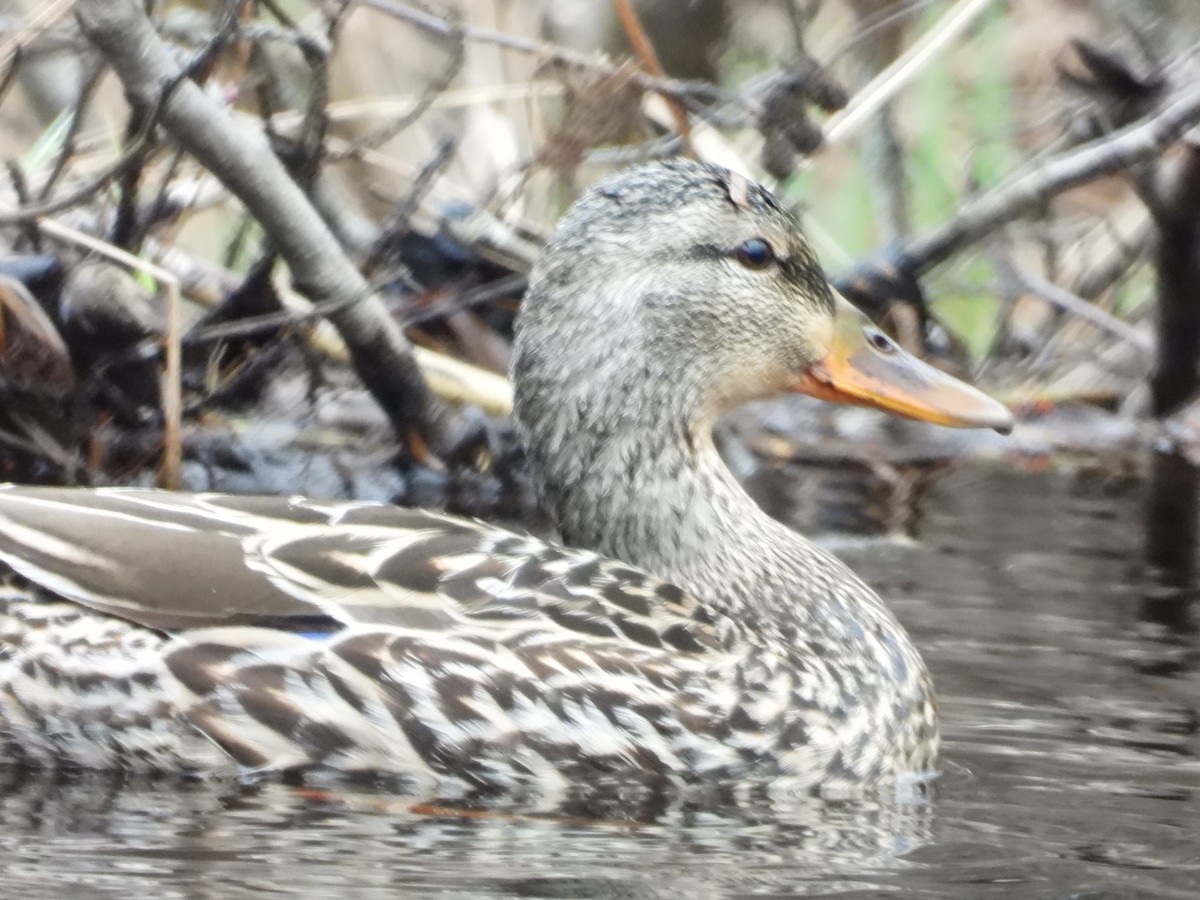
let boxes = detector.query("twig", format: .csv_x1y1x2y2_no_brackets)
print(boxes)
825,0,943,66
362,136,457,277
613,0,691,152
823,0,999,147
110,104,159,250
0,52,201,228
75,0,452,453
274,82,564,127
1072,217,1152,300
4,161,40,250
885,82,1200,279
135,146,187,247
0,43,23,109
37,61,106,202
0,417,75,472
362,0,731,113
0,0,72,70
996,258,1153,356
280,26,335,191
414,345,511,416
258,0,302,30
0,136,155,225
338,2,465,159
147,237,515,415
402,272,526,327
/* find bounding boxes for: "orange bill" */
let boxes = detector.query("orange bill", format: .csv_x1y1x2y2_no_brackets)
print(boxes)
793,305,1014,434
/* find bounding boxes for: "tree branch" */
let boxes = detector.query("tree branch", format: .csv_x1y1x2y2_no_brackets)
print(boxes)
74,0,450,450
911,83,1200,273
362,0,730,114
836,82,1200,323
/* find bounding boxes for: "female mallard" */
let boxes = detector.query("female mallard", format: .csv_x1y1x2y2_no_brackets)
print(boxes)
0,160,1011,789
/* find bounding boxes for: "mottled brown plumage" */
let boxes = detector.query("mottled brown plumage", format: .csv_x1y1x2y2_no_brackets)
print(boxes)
0,160,1010,792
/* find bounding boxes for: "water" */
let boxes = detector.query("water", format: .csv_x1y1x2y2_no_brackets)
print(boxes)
1,457,1198,898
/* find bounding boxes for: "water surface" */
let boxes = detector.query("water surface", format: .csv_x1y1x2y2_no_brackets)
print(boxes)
2,459,1197,898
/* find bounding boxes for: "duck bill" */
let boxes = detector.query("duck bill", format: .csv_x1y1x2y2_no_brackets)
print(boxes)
793,309,1014,434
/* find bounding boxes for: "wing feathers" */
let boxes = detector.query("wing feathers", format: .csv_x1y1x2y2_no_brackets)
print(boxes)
0,486,717,655
160,621,733,783
0,486,756,782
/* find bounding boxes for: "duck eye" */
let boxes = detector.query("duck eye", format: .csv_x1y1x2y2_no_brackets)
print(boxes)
734,238,776,270
865,327,898,354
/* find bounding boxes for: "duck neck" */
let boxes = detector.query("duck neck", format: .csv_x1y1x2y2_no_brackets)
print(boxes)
528,402,903,651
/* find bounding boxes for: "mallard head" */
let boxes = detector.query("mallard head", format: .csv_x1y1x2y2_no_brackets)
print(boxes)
513,159,1011,468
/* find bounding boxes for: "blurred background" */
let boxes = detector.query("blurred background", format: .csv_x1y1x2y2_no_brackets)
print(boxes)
1,4,1200,898
1,0,1200,509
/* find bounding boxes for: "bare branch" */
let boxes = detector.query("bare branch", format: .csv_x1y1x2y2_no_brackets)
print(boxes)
337,3,465,158
36,60,106,202
362,0,731,113
838,81,1200,323
75,0,452,450
0,135,156,226
906,84,1200,272
997,258,1153,355
823,0,999,147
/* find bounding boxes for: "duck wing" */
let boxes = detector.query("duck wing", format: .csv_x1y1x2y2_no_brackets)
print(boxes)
0,486,717,653
0,487,748,780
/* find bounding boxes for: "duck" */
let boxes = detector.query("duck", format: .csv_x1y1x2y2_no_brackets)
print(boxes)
0,159,1012,791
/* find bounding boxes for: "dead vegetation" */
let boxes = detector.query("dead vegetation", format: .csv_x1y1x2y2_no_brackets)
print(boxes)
0,0,1198,515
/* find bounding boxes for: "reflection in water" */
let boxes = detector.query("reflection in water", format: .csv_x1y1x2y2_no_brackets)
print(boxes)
1142,448,1199,636
0,771,933,898
1,463,1200,898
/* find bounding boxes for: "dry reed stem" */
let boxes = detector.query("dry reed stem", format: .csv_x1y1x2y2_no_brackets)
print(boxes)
823,0,1000,147
0,0,72,69
613,0,691,153
144,240,517,416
